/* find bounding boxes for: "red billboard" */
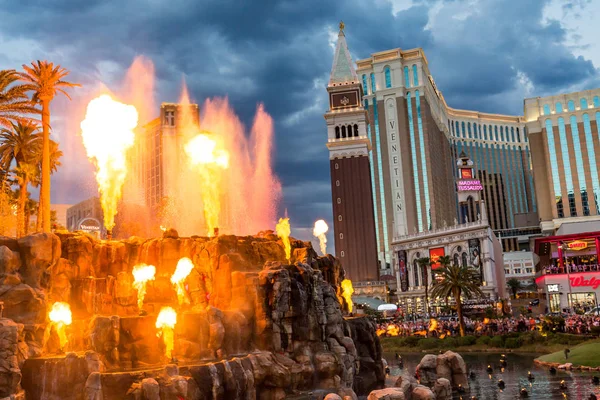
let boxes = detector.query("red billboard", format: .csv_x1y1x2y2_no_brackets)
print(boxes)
429,247,445,270
460,168,473,179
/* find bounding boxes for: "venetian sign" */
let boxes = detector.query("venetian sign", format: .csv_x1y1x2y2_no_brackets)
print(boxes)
567,240,588,251
457,179,483,191
569,275,600,290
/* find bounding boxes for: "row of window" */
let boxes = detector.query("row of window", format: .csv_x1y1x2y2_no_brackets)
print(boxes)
542,96,600,116
504,267,534,275
449,120,525,143
545,112,600,218
334,124,359,139
361,64,419,94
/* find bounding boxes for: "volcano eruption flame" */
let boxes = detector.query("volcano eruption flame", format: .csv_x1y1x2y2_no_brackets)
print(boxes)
276,217,291,262
81,94,138,231
340,279,354,313
313,219,329,255
171,257,194,305
155,306,177,359
48,302,72,350
132,264,156,310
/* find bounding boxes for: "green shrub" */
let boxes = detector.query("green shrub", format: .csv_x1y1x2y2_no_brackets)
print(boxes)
489,336,504,348
477,335,491,345
442,337,458,348
458,335,477,346
505,337,522,349
404,336,421,347
418,338,441,350
591,326,600,336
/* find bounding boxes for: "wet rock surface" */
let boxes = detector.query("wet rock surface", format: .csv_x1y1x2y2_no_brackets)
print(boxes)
0,232,383,399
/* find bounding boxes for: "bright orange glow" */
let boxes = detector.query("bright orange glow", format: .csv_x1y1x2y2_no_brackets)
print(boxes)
155,306,177,359
386,324,400,336
184,132,229,237
428,318,438,332
132,264,156,310
48,302,72,349
340,279,354,313
313,219,329,255
376,328,386,336
81,94,138,230
276,217,291,261
171,257,194,305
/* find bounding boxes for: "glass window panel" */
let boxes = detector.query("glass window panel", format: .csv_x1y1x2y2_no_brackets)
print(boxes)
412,64,419,86
500,126,504,141
484,125,488,140
406,91,423,232
581,98,588,109
384,67,392,88
494,125,499,141
455,121,460,138
545,119,563,217
364,100,381,253
404,66,410,88
462,121,466,138
570,115,587,214
511,127,515,142
362,74,368,94
516,127,521,142
370,73,376,93
558,117,576,216
583,113,600,214
594,96,600,108
568,100,575,112
468,122,472,138
556,102,563,113
416,90,431,229
371,97,389,252
543,104,551,115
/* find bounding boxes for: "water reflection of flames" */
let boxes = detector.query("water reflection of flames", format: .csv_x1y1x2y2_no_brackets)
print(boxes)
185,132,229,237
155,306,177,359
81,94,138,231
312,219,328,255
171,257,194,305
49,302,72,349
276,217,291,261
340,279,354,313
132,264,156,310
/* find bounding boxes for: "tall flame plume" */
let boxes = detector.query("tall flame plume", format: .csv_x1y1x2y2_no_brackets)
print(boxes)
312,219,329,255
48,302,72,350
155,306,177,359
184,132,229,236
132,264,156,310
276,217,291,261
340,279,354,313
81,94,138,231
171,257,194,305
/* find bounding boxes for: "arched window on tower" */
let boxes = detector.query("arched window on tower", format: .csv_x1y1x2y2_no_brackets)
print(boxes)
384,66,392,88
453,253,459,267
568,100,575,112
341,125,346,138
581,98,588,109
404,66,410,88
556,102,563,113
354,124,359,137
413,260,420,287
335,126,340,139
347,125,353,137
412,64,419,86
461,253,468,267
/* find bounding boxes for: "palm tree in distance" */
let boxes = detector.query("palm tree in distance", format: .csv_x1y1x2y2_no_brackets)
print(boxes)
506,278,521,299
0,121,41,236
18,61,80,232
416,257,433,314
0,70,39,129
430,264,484,337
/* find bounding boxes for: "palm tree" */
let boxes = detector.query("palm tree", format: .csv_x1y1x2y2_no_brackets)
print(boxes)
32,139,62,231
0,70,39,129
430,264,484,336
18,61,80,232
416,257,433,314
0,121,41,236
506,278,521,299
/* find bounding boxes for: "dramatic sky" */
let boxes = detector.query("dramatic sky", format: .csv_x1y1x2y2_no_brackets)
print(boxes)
1,0,599,244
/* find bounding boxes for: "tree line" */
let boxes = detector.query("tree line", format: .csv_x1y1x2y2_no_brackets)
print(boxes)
0,62,79,236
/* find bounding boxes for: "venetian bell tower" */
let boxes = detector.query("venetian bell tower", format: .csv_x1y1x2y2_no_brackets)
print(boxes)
325,22,379,282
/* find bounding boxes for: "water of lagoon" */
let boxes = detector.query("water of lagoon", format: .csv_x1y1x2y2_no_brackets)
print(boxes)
385,352,600,399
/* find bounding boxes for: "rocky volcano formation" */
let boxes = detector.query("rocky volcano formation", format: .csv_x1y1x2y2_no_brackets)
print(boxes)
0,231,384,399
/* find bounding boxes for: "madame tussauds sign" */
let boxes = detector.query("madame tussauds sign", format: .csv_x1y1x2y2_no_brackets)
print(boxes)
569,275,600,290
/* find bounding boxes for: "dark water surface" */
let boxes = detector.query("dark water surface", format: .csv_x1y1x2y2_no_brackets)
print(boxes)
384,352,600,399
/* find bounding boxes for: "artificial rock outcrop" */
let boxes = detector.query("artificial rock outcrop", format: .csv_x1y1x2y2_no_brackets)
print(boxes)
415,351,468,390
0,231,383,399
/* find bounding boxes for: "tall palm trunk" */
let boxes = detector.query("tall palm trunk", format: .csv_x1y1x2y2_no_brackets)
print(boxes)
454,287,465,337
41,99,51,232
17,176,28,237
36,197,42,232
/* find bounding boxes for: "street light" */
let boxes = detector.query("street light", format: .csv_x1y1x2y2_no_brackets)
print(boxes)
560,242,573,313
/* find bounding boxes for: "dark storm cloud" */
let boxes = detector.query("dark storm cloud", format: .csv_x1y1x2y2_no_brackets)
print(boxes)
1,0,598,241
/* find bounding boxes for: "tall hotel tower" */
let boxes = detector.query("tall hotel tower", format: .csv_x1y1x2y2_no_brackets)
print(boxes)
325,23,379,282
326,26,538,277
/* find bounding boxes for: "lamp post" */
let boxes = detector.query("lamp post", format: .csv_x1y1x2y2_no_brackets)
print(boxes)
561,242,573,313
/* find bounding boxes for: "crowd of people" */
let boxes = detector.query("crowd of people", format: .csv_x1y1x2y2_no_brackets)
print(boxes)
543,263,600,274
376,313,600,337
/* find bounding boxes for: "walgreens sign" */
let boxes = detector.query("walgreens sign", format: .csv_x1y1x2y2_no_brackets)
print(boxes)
569,274,600,290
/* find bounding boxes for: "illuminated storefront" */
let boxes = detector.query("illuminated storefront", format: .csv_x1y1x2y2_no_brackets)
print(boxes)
535,231,600,313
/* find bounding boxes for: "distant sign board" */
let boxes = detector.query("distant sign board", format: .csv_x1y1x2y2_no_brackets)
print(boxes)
567,240,588,251
429,247,445,270
457,179,483,191
79,218,101,232
460,168,473,179
547,284,560,293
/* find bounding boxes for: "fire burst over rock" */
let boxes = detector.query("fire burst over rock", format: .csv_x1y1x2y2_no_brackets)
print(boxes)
340,279,354,313
81,94,138,232
132,264,156,310
155,306,177,359
276,217,291,262
171,257,194,305
312,219,329,255
48,302,72,350
184,132,229,237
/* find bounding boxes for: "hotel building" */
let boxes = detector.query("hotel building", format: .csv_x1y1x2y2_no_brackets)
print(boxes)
326,25,538,283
